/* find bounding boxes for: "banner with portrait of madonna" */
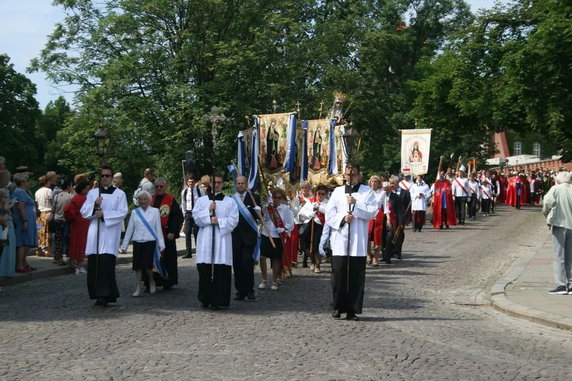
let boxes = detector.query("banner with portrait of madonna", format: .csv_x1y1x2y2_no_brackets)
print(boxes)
400,128,432,176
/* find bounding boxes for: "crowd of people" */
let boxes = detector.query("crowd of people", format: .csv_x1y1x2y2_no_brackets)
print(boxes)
0,154,569,315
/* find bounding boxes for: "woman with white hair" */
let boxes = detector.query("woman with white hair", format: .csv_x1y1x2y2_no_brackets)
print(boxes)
121,191,165,296
543,171,572,295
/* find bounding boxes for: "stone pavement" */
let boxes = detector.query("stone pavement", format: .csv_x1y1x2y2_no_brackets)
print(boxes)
2,212,571,334
491,227,572,331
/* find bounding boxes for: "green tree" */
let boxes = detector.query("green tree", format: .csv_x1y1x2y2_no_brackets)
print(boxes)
0,54,41,170
37,96,74,172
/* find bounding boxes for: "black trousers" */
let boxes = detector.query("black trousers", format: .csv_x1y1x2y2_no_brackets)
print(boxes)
455,196,467,223
467,197,478,219
413,211,425,231
197,263,232,307
184,211,198,255
87,254,119,303
393,227,404,258
481,199,491,214
232,239,256,297
381,216,394,261
331,256,366,314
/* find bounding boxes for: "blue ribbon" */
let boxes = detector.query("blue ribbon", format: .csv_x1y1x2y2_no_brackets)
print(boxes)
232,194,261,261
134,208,165,277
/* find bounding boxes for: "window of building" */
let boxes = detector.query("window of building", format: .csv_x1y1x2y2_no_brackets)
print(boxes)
532,142,541,157
513,141,522,156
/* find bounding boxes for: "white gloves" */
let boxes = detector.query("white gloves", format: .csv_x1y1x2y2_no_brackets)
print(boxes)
276,227,285,234
253,206,261,212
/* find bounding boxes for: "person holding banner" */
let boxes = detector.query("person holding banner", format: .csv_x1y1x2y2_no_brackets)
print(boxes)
367,176,384,266
298,184,329,273
467,173,482,221
410,175,431,232
121,191,165,297
431,170,457,229
231,176,261,301
452,170,470,225
193,174,239,309
259,187,294,291
81,165,128,306
326,163,377,321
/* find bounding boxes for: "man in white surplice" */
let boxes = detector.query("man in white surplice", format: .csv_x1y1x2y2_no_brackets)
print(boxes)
80,165,128,306
325,163,377,321
192,174,239,309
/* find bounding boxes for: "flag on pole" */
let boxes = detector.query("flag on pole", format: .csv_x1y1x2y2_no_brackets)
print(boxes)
328,119,338,174
248,118,259,191
301,120,309,182
237,131,246,176
283,113,297,173
227,164,237,192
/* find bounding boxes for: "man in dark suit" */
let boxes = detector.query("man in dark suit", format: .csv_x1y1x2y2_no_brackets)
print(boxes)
231,176,261,301
389,176,411,260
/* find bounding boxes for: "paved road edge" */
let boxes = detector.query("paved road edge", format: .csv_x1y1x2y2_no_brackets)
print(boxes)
489,233,572,332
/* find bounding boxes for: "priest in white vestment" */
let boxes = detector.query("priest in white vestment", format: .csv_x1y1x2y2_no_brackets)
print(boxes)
325,163,377,320
80,165,128,306
192,174,239,309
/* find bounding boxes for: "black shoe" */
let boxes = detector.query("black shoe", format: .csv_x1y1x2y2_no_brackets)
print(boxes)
246,292,256,301
94,297,108,307
302,262,308,268
183,253,193,258
210,305,221,310
439,225,444,230
346,313,359,321
234,295,245,301
446,225,450,229
332,310,341,319
395,254,402,260
383,260,392,265
548,286,568,295
200,303,209,309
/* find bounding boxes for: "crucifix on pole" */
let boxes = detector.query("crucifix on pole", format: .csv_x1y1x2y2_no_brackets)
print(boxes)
203,106,226,281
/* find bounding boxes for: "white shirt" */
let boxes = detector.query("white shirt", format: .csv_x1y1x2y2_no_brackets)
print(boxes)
410,181,432,211
121,206,165,252
35,187,52,212
81,187,128,256
180,186,204,212
262,204,294,238
468,180,482,200
452,177,470,198
325,184,378,257
192,195,239,266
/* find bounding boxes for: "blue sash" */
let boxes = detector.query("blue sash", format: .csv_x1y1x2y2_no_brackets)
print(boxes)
232,194,261,261
134,208,165,277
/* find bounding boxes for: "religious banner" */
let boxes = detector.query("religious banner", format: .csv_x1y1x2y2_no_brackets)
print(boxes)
306,119,331,173
401,128,432,176
305,119,344,186
259,113,293,172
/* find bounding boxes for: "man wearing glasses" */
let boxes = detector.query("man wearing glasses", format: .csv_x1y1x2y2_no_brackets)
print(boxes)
325,163,377,320
80,165,128,306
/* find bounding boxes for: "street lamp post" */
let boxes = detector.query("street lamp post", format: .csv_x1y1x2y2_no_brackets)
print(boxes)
93,122,111,166
341,124,361,163
92,121,110,292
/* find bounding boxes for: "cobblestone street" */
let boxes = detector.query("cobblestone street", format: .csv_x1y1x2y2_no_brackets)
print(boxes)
1,205,571,380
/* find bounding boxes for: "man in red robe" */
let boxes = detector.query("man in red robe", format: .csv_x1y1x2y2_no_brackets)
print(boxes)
432,171,456,229
150,178,184,289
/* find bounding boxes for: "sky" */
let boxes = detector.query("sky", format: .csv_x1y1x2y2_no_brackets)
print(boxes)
0,0,505,109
